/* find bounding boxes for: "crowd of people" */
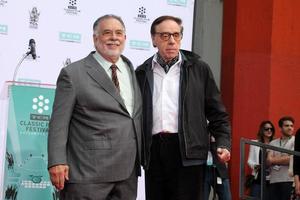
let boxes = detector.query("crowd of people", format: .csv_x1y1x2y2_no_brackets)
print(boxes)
247,116,300,200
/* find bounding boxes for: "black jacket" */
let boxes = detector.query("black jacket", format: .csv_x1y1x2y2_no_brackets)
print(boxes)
294,129,300,176
135,50,231,169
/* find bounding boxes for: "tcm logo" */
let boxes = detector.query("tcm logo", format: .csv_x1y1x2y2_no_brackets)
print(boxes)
59,32,81,43
64,0,81,15
0,24,8,35
32,95,50,114
134,6,150,23
167,0,187,7
129,40,151,51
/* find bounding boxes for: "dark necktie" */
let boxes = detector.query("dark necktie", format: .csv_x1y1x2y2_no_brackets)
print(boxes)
110,64,120,93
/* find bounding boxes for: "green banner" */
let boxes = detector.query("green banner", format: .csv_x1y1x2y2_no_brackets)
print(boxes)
3,85,58,200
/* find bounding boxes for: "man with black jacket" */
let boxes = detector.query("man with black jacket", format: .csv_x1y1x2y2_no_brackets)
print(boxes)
135,15,231,200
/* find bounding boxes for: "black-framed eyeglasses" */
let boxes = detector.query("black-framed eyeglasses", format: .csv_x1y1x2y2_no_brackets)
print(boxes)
264,127,274,131
155,32,182,41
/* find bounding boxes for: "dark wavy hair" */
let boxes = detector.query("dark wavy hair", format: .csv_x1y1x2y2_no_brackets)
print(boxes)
150,15,184,36
257,120,275,143
278,116,295,128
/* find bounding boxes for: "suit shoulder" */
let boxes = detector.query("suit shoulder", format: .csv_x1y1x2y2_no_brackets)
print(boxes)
63,58,85,71
181,50,210,70
136,56,153,73
56,58,87,84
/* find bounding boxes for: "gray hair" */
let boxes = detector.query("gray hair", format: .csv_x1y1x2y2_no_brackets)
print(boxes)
93,14,126,35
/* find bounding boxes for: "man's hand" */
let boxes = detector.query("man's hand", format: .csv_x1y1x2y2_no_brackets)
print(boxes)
48,164,69,190
217,148,231,163
295,175,300,196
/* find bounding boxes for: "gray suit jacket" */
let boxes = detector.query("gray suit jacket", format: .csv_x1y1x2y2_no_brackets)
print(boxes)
48,52,142,183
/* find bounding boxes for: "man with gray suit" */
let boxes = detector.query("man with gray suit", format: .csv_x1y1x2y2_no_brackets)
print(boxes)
48,14,142,200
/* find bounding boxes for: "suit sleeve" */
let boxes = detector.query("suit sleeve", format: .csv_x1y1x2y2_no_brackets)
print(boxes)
48,68,76,168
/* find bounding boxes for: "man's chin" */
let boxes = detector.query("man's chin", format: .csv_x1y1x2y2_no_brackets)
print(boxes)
283,132,293,137
165,52,179,59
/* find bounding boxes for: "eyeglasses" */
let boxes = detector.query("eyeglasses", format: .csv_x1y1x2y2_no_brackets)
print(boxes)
155,32,182,41
264,127,273,131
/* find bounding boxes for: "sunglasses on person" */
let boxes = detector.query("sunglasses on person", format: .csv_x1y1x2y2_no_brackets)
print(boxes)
264,127,274,131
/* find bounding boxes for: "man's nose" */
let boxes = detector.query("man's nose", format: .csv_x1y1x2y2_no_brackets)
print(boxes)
110,33,117,38
168,35,176,43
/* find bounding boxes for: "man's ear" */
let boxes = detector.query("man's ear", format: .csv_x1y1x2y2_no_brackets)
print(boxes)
151,36,156,48
93,34,97,43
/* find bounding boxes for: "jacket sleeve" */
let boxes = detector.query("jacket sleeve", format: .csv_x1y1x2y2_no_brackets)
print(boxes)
204,62,231,151
48,68,76,168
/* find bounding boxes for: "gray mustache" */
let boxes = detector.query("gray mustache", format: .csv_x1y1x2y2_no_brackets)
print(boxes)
106,41,120,45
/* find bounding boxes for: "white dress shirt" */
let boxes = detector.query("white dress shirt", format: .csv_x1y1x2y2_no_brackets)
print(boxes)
152,53,182,135
93,51,134,116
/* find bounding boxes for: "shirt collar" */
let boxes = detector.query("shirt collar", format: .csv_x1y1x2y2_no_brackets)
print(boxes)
152,51,182,70
93,51,123,72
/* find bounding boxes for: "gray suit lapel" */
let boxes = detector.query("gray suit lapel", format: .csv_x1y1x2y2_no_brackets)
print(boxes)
84,53,127,111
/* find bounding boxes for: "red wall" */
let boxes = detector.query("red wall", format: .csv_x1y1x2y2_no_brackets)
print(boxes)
221,0,300,199
270,0,300,121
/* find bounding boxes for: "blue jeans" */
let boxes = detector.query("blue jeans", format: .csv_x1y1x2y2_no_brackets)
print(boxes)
250,183,261,198
203,166,232,200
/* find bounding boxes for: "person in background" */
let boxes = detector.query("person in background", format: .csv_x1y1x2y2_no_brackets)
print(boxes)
204,135,232,200
135,15,231,200
293,128,300,198
267,116,295,200
47,14,142,200
247,120,275,199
